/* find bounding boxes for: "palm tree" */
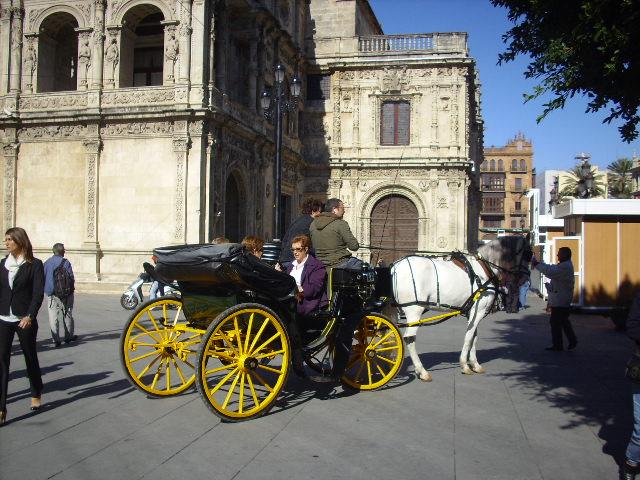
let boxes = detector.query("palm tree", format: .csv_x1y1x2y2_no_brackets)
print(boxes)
607,157,634,198
558,165,605,200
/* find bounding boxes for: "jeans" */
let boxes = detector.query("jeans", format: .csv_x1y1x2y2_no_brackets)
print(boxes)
628,383,640,465
519,281,530,307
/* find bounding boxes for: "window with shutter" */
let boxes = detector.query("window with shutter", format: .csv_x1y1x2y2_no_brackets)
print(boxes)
380,101,410,145
307,74,330,101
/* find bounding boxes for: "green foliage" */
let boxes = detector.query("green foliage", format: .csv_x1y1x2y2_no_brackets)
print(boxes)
491,0,640,142
607,157,634,198
558,165,605,200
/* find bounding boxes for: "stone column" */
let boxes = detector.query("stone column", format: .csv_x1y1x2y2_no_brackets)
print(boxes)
91,0,106,90
8,6,23,93
162,22,178,85
177,0,192,84
22,33,37,94
103,26,121,88
0,8,11,94
207,0,217,94
82,138,101,247
2,142,18,231
173,134,190,243
76,28,93,90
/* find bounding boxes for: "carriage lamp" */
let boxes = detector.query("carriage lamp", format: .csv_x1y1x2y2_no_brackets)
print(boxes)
261,64,302,241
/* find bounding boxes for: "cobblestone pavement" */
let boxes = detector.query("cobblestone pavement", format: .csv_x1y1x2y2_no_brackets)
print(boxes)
0,293,632,479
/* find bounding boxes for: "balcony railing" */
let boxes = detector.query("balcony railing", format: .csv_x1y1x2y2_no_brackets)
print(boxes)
510,168,528,173
358,33,467,55
480,208,505,216
511,184,525,192
481,184,505,192
510,208,527,216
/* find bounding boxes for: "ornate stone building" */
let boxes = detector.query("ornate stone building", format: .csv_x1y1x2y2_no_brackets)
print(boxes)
0,0,483,287
479,133,534,240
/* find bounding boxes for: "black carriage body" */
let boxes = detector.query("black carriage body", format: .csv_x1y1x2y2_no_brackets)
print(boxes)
153,243,297,328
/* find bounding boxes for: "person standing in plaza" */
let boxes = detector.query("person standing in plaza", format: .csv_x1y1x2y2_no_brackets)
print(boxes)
624,292,640,479
0,227,45,425
43,243,76,347
279,198,323,267
309,198,360,269
531,246,577,351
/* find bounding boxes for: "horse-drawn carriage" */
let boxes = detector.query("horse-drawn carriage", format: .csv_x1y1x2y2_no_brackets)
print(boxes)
119,243,404,422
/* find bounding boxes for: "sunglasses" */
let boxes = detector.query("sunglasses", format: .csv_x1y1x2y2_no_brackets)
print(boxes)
291,247,305,252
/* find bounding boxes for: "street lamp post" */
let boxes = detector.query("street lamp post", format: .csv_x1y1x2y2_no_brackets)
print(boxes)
260,64,301,241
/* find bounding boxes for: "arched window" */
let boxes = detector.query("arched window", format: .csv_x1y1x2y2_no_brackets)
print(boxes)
37,13,79,92
511,159,518,171
490,159,495,171
497,159,503,171
120,7,165,87
520,159,526,171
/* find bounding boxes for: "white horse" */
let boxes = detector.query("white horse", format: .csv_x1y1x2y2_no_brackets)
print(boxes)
387,236,532,381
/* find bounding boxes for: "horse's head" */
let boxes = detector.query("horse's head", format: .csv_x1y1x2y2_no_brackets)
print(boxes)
478,234,532,283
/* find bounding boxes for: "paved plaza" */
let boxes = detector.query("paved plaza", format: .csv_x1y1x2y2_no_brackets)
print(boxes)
0,293,633,479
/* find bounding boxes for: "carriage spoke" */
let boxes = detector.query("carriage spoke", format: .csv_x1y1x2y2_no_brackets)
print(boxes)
222,371,242,409
238,372,246,413
246,371,260,408
367,361,373,385
146,312,165,340
244,313,255,354
376,354,396,365
371,331,393,349
209,366,239,395
234,317,243,356
248,318,270,354
251,332,281,357
376,345,401,353
129,341,161,348
375,361,387,377
172,357,187,385
166,359,172,391
255,349,285,359
204,363,237,375
249,370,274,393
130,349,161,363
132,323,163,343
257,363,283,375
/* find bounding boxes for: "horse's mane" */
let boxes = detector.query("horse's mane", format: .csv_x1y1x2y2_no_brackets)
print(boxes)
477,236,523,268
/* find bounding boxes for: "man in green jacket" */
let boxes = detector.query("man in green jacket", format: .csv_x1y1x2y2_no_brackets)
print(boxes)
309,198,360,268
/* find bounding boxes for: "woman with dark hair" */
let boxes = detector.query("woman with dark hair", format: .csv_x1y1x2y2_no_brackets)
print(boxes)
0,227,45,425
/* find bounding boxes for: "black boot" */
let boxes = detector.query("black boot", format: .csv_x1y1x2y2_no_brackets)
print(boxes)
623,462,639,480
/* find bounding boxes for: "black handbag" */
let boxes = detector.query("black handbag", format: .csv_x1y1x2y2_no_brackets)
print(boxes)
626,353,640,382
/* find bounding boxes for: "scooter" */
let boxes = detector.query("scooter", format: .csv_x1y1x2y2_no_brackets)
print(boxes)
120,263,179,310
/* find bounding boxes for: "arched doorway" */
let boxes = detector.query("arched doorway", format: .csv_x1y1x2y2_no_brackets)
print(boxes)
370,194,418,265
224,174,245,242
37,13,79,92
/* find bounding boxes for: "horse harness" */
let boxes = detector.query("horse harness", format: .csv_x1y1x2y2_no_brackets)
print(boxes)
394,252,503,320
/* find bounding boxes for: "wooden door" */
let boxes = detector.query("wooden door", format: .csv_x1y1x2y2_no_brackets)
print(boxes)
370,195,418,265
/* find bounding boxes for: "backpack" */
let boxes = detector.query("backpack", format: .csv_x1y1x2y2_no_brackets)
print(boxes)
53,259,74,300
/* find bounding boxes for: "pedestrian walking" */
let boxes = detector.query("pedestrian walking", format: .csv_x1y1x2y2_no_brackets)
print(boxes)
624,292,640,479
43,243,77,347
532,246,577,351
0,227,45,425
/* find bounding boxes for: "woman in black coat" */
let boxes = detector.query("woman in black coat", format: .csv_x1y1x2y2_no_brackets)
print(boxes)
0,227,45,425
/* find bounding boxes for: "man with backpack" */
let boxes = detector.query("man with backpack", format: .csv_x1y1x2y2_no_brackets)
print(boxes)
44,243,76,347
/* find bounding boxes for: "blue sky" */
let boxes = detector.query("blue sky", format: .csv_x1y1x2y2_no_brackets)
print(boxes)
369,0,640,173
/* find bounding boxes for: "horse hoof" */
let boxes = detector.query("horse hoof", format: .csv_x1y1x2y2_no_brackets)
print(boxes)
461,366,474,375
418,371,433,382
471,365,485,374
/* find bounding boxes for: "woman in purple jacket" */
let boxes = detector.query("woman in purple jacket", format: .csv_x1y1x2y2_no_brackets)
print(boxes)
282,235,328,315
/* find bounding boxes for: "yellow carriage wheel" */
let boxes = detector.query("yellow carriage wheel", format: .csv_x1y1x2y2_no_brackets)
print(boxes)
196,303,290,422
120,298,202,397
341,314,404,390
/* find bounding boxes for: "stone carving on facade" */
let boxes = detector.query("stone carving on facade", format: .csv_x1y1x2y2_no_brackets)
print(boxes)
78,34,92,87
328,179,342,190
101,122,174,136
437,196,448,209
83,139,100,239
381,66,408,93
418,180,429,191
23,37,37,91
102,88,175,105
20,94,88,110
18,125,87,141
104,36,119,84
165,31,179,81
437,236,447,248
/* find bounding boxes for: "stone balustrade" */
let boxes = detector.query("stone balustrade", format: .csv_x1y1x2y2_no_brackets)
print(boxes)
358,33,467,55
